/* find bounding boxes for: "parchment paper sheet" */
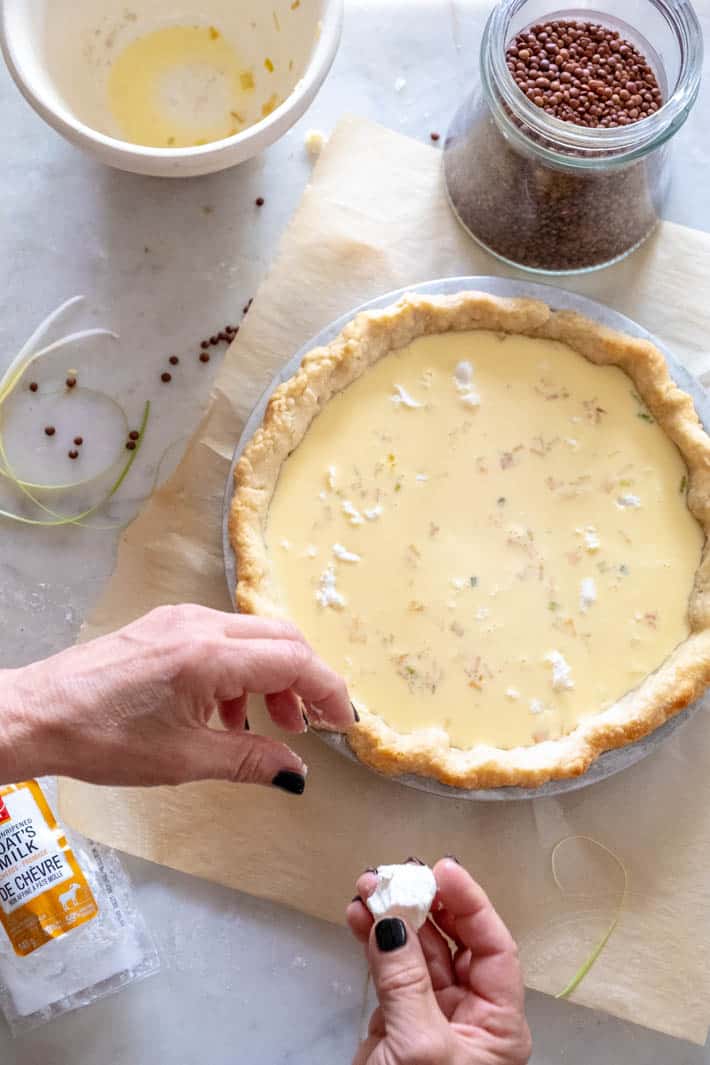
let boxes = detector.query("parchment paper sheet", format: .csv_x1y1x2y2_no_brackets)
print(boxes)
60,117,710,1043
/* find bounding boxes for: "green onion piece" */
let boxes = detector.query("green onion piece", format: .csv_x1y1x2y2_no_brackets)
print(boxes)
556,918,620,1000
552,836,628,1000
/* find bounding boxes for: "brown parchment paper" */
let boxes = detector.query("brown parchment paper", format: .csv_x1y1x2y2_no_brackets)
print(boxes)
60,117,710,1044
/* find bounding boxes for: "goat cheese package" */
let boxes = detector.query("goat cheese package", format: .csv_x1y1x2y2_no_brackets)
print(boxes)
0,779,159,1036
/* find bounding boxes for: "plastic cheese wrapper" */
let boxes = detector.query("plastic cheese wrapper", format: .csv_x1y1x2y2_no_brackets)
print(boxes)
0,778,159,1036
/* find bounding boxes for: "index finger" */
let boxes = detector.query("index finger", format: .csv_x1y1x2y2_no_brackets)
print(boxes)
214,636,354,730
433,859,523,1010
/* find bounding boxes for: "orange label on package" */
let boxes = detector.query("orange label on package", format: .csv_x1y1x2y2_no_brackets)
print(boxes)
0,781,98,957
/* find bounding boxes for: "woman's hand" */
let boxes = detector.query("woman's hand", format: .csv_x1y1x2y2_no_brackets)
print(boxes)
347,859,531,1065
0,605,354,792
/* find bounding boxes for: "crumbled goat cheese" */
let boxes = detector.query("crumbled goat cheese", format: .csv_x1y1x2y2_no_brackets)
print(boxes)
391,384,423,408
583,525,600,551
316,565,346,609
580,577,597,613
454,361,474,389
304,129,326,156
545,650,575,691
617,494,641,508
366,864,436,931
342,500,364,525
333,543,361,563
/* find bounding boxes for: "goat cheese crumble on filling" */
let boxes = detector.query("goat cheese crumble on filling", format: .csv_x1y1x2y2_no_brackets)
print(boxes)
580,577,597,613
545,650,575,691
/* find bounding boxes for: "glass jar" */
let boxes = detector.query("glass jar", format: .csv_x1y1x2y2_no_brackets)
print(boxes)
443,0,703,274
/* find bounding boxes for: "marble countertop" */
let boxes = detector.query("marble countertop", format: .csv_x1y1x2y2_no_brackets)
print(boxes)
1,1,710,1062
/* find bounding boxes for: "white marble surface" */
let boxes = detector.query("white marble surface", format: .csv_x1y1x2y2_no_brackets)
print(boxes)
1,0,710,1061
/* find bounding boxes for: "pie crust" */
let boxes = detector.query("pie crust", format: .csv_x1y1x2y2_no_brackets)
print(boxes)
229,292,710,788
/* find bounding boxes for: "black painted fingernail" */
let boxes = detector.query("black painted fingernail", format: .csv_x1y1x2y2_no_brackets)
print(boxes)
375,918,407,952
445,854,461,865
351,701,360,723
244,717,250,732
364,866,377,874
352,894,363,904
272,770,306,795
405,856,425,865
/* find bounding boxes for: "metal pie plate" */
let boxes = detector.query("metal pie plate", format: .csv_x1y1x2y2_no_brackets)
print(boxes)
223,276,709,801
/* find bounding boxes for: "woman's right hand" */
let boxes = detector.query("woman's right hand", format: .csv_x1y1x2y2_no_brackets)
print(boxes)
346,858,531,1065
0,606,353,790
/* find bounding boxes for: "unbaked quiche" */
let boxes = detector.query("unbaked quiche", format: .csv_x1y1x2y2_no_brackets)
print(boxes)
230,293,710,788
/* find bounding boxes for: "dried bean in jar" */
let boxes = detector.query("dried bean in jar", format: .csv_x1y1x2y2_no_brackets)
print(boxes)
444,16,677,273
445,115,665,271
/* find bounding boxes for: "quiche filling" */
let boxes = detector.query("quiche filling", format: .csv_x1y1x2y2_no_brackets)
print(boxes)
265,330,702,751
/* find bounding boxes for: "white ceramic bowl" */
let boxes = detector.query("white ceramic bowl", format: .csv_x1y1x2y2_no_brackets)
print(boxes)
0,0,342,177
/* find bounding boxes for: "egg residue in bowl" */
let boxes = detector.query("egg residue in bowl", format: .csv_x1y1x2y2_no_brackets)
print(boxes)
107,24,281,148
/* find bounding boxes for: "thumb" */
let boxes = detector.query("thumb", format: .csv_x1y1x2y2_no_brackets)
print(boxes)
368,918,449,1056
181,729,308,793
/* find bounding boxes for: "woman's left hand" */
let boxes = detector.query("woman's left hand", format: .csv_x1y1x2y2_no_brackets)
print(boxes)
347,859,531,1065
